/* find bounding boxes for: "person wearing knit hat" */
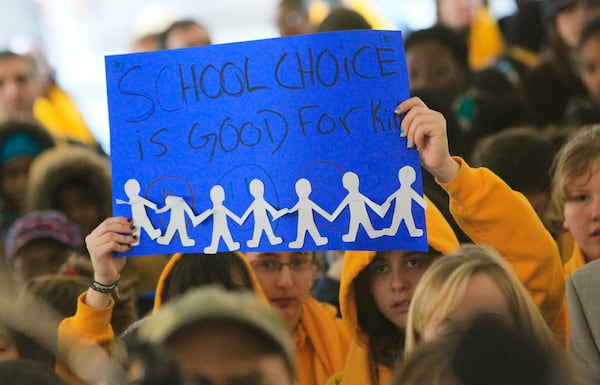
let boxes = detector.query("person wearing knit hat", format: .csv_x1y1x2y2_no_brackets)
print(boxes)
5,209,81,288
0,120,55,242
137,285,295,385
327,97,565,385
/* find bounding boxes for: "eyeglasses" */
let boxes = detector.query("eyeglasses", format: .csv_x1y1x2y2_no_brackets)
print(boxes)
250,258,316,275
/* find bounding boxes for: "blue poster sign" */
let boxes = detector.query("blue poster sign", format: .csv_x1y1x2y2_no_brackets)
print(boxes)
105,30,428,255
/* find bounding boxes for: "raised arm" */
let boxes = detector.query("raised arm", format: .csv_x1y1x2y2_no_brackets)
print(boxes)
397,97,565,340
56,217,135,383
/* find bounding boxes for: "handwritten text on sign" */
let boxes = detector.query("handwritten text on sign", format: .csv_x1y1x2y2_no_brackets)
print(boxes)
106,30,427,255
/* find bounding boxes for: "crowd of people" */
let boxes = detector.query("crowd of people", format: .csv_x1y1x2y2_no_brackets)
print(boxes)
1,0,600,384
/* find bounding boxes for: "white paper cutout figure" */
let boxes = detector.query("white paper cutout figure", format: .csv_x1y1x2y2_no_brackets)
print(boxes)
155,196,197,246
239,179,286,248
287,178,332,248
195,185,243,254
115,178,161,246
381,165,428,237
330,172,385,242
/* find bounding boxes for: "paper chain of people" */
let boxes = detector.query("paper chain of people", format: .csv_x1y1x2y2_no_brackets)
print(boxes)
116,165,427,253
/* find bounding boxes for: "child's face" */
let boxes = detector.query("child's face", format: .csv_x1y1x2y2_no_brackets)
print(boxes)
437,0,483,30
421,273,512,342
562,159,600,262
580,34,600,107
0,57,38,120
406,41,467,103
1,155,35,212
56,186,102,238
368,251,435,328
11,239,73,287
556,1,600,49
245,251,317,331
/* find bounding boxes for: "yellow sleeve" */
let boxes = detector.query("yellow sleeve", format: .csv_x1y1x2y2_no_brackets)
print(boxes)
439,157,566,342
56,292,115,385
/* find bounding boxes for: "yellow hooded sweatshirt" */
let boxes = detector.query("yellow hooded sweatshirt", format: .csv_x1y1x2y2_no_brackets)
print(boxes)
154,253,351,385
468,6,505,69
56,251,267,385
152,252,268,312
331,158,566,385
293,297,351,385
34,84,99,148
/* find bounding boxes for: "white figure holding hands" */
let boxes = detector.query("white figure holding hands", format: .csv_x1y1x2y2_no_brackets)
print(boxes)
330,172,385,242
115,178,161,245
239,179,285,248
287,178,331,248
195,185,243,254
381,165,427,237
155,196,198,246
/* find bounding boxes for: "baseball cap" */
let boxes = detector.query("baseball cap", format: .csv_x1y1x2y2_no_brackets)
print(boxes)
5,210,82,262
138,286,295,377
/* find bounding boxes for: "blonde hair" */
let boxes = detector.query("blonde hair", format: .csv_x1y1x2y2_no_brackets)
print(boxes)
550,125,600,230
404,244,558,356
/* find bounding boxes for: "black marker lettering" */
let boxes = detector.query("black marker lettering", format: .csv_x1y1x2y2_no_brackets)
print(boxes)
244,57,268,92
352,46,376,80
156,66,180,113
275,53,301,90
316,49,340,87
376,47,398,77
220,62,244,97
150,128,169,157
199,64,222,99
118,65,155,122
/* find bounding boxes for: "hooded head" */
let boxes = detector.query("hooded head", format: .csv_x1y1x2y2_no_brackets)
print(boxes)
153,251,267,313
339,196,459,360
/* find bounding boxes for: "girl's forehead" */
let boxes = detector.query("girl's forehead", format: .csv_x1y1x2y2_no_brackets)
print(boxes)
375,250,418,259
569,159,600,182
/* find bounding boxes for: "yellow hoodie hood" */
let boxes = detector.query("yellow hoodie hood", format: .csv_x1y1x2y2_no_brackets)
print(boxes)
340,196,459,346
153,252,267,313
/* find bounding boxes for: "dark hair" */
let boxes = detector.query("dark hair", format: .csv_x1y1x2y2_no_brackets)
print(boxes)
279,0,308,13
453,315,552,385
544,3,582,87
354,266,403,369
459,67,535,155
0,120,55,212
404,25,469,74
507,1,545,52
579,16,600,48
24,260,138,336
0,120,55,155
161,253,254,304
317,6,372,32
0,51,37,77
160,19,211,49
470,127,555,195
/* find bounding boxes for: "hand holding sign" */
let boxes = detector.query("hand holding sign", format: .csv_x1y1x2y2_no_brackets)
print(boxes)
106,30,428,255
